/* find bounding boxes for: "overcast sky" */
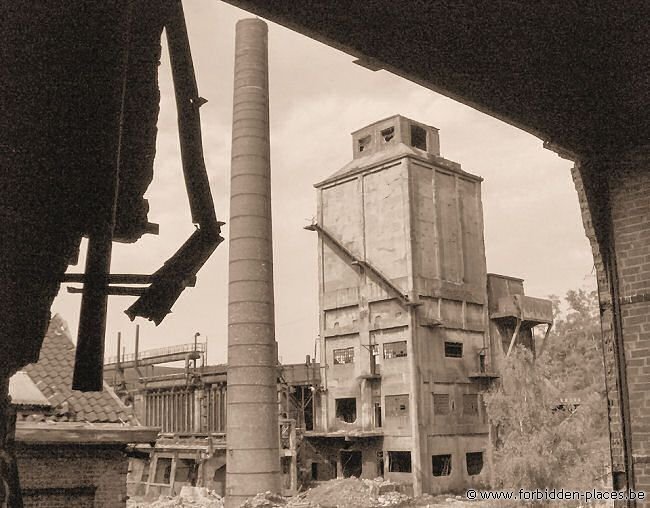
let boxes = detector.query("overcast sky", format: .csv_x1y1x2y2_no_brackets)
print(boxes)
52,1,596,365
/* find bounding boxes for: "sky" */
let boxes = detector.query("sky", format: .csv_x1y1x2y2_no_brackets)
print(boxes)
51,1,596,365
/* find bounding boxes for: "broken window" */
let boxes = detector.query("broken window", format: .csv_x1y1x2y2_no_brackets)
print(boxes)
410,124,427,150
383,340,407,359
432,454,452,477
373,396,382,428
433,393,450,416
358,135,371,153
385,394,409,417
388,451,412,473
466,452,484,476
154,457,172,484
333,347,354,364
341,450,362,478
444,341,463,358
174,459,198,486
463,393,479,417
336,398,357,423
381,126,395,142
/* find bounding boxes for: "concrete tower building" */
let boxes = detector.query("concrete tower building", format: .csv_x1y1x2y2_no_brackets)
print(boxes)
307,115,496,495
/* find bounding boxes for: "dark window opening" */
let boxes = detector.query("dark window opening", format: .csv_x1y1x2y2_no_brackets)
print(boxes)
432,454,452,477
336,398,357,423
479,351,486,372
154,457,172,485
388,451,412,473
433,393,450,416
381,126,395,142
358,135,371,153
213,464,226,483
281,456,292,475
466,452,484,476
374,398,382,428
140,459,150,483
383,340,407,359
463,394,479,417
174,458,198,486
444,341,463,358
385,394,409,417
341,450,362,478
334,347,354,364
410,125,427,150
311,462,318,480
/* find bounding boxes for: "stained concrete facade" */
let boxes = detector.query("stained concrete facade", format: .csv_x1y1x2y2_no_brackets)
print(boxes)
309,115,551,495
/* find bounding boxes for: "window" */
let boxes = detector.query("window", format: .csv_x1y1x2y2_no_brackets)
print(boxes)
432,454,452,477
174,459,198,485
463,394,479,417
381,126,395,142
433,393,450,416
388,451,412,472
336,398,357,423
333,347,354,364
410,124,427,150
466,452,484,476
444,341,463,358
383,340,407,359
385,394,409,417
358,135,371,153
154,457,172,484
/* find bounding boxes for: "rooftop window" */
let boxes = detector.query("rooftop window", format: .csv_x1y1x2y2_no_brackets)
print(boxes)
358,135,371,153
410,124,427,150
381,126,395,142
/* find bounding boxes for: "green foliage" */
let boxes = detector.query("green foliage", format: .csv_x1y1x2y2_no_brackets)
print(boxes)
484,289,609,493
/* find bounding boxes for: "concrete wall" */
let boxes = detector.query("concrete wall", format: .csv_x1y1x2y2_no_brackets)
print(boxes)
424,435,489,494
316,117,491,494
17,444,128,508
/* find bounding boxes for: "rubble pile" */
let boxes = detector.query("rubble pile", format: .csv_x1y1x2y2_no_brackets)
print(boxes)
128,486,224,508
289,477,407,508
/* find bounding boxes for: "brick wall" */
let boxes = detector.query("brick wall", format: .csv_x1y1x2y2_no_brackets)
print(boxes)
16,444,128,508
608,152,650,495
571,164,626,476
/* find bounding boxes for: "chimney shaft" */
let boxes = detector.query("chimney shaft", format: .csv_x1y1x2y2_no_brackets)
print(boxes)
225,18,280,506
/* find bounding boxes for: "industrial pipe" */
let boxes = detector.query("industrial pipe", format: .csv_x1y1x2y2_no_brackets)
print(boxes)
225,18,280,507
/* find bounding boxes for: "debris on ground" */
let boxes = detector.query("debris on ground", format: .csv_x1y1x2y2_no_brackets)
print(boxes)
240,491,288,508
283,477,406,508
128,486,224,507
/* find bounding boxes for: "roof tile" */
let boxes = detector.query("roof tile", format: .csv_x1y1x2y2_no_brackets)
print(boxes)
23,315,134,424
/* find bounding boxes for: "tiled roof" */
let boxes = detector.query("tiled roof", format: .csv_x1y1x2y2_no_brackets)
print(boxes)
9,371,51,407
21,314,135,424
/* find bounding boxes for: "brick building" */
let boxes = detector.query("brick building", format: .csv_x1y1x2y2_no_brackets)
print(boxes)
9,315,158,508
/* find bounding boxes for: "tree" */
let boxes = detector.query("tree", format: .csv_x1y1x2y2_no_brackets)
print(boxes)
484,289,609,492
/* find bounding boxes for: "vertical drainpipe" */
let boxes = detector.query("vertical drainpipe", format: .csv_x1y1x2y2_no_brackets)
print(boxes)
226,18,280,507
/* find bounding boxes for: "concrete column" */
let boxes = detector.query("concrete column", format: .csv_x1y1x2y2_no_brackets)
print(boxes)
226,18,280,507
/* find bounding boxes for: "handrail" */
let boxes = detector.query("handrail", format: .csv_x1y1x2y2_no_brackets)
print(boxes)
105,342,205,365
